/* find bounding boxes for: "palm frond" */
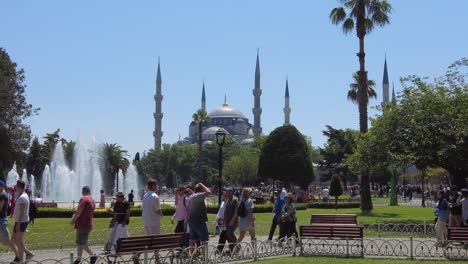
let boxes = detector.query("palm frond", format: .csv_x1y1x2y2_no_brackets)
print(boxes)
330,7,347,24
342,18,355,34
368,87,378,99
364,18,374,33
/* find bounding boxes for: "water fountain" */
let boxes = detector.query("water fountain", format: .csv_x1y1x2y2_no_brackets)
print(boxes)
6,163,20,188
40,140,142,202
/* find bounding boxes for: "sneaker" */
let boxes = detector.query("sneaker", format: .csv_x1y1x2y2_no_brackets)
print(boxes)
26,252,35,260
73,259,81,264
11,257,20,264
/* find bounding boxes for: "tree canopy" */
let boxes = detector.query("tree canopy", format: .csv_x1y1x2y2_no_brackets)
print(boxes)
258,125,314,189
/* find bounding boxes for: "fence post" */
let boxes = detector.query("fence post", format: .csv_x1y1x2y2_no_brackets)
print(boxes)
204,244,209,262
346,236,349,258
423,221,427,237
410,237,414,260
254,239,258,260
144,247,148,264
69,252,74,264
292,235,296,257
377,222,381,238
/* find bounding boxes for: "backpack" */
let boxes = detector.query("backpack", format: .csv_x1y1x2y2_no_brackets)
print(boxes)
237,199,247,218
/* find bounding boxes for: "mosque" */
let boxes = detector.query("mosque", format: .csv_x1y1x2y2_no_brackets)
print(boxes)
152,51,291,148
152,51,393,150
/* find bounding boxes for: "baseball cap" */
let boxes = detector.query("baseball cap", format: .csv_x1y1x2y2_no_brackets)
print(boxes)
223,187,234,192
0,181,4,187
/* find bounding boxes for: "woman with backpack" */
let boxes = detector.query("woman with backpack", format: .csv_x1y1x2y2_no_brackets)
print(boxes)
236,188,255,244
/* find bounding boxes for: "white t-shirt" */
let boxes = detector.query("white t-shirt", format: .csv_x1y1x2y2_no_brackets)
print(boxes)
322,188,330,199
142,191,161,227
15,193,30,223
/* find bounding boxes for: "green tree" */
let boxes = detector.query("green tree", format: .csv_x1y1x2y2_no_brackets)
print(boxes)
25,137,43,180
258,125,314,189
318,126,359,187
347,71,377,103
99,143,129,193
61,139,76,168
329,174,343,209
329,0,392,211
41,129,61,165
192,109,210,183
224,147,259,186
0,48,39,178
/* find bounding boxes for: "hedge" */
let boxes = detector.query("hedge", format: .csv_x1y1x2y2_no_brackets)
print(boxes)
36,204,176,218
36,203,309,218
306,202,360,209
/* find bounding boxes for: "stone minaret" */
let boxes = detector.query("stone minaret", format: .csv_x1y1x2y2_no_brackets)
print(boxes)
252,49,262,137
201,81,206,112
283,78,291,125
153,58,163,150
381,56,390,109
391,82,397,106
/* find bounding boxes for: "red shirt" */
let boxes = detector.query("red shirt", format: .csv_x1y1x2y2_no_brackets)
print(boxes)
75,195,95,229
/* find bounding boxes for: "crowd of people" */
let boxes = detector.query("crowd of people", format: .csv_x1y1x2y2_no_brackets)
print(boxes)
1,178,468,263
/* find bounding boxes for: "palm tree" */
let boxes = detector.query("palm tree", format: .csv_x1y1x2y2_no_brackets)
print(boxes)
347,71,377,104
192,109,210,182
99,143,129,192
330,0,392,211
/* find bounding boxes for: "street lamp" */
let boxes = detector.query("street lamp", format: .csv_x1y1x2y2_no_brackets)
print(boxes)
215,128,227,208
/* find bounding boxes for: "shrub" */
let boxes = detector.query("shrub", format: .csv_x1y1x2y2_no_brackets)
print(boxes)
307,202,360,209
36,204,175,218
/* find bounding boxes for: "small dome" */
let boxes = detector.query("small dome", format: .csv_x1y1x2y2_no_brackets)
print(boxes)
202,140,213,145
241,138,255,145
202,126,230,136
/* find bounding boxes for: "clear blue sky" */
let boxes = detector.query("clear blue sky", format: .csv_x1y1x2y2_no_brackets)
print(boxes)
2,0,467,156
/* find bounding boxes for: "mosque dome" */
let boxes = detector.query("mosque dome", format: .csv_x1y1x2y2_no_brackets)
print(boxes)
241,138,255,146
202,126,231,136
208,98,245,118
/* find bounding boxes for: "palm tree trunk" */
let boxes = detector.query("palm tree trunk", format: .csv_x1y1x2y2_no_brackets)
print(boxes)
356,0,372,212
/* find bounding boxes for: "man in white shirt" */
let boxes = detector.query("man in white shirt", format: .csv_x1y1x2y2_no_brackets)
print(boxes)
322,187,330,202
12,180,34,262
142,179,163,235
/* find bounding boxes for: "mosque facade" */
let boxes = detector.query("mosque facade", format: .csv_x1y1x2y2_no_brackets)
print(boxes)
153,50,292,148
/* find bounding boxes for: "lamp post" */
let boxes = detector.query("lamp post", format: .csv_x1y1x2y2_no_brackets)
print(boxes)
215,128,227,208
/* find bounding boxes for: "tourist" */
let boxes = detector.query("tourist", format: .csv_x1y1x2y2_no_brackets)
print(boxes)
11,180,34,262
128,190,134,205
268,190,285,241
434,190,448,246
70,186,97,264
279,193,297,240
99,190,105,208
187,183,211,255
0,180,19,262
222,187,238,253
237,188,256,244
142,179,163,235
172,185,188,233
322,186,330,202
106,192,130,252
448,187,463,227
216,190,228,253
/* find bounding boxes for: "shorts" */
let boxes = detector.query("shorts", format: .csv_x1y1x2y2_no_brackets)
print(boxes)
76,228,91,245
189,222,209,242
0,218,10,238
13,222,29,233
144,225,161,236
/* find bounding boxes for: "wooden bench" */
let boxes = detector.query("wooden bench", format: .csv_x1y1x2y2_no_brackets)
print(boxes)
105,233,186,263
299,224,364,257
310,214,357,225
447,227,468,246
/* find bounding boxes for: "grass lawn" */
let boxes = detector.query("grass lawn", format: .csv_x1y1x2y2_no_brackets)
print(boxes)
252,257,467,264
17,205,434,236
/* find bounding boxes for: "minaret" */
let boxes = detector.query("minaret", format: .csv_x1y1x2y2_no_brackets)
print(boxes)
153,57,163,150
201,81,206,112
391,82,397,106
283,78,291,125
252,49,262,137
381,56,390,109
